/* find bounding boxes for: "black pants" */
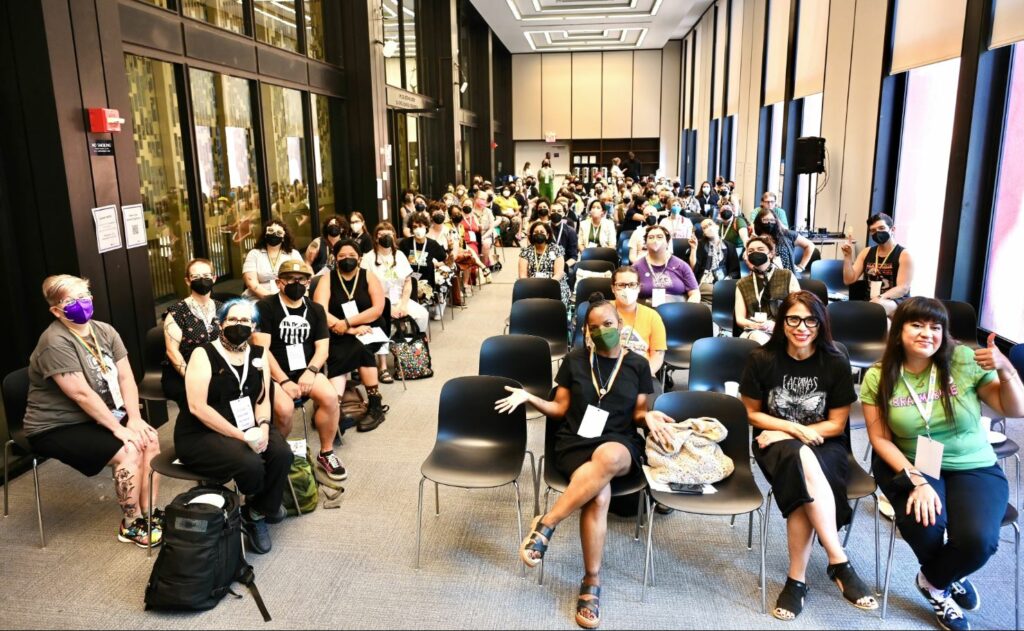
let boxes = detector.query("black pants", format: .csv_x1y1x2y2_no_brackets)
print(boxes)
874,458,1008,590
176,427,294,516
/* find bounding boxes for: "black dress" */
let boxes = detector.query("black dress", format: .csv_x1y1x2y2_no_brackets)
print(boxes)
739,346,858,526
326,268,385,375
161,299,222,406
553,348,654,478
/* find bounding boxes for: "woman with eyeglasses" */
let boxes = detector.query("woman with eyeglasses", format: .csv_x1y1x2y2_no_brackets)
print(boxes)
519,220,571,311
176,298,293,555
753,208,815,275
634,225,700,305
740,291,877,621
242,219,303,298
608,266,666,378
24,274,163,548
162,258,223,408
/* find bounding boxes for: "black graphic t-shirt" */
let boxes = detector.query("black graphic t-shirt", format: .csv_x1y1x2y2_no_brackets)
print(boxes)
739,346,857,439
255,295,329,373
864,244,904,293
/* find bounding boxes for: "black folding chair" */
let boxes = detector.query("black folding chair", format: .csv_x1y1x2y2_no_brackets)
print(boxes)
579,247,618,267
809,259,847,296
479,335,552,422
687,337,759,393
575,276,614,302
139,325,168,426
671,239,691,262
827,301,888,371
512,278,562,303
798,278,829,306
656,302,715,390
415,376,535,573
617,230,634,263
711,279,739,336
575,259,615,276
509,298,569,363
941,299,982,349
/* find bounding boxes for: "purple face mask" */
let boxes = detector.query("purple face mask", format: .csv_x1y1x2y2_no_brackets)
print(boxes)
62,298,94,325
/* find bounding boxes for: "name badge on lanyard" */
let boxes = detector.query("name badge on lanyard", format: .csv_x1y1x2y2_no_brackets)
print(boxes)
103,367,125,410
902,365,944,478
280,295,310,372
214,341,256,431
341,300,360,321
580,350,627,438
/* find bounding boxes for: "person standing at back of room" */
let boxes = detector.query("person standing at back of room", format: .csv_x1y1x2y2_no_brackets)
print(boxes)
538,159,556,202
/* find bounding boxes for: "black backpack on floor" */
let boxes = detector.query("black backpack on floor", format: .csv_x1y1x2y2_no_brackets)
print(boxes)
144,485,271,621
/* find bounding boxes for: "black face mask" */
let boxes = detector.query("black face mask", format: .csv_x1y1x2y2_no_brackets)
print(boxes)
337,257,358,273
265,234,284,247
415,203,426,212
283,282,306,301
720,211,734,222
378,235,393,249
757,221,779,235
871,230,891,245
747,252,770,267
551,213,563,225
530,233,547,245
189,277,214,296
645,215,658,226
222,324,252,347
325,224,342,237
432,213,446,225
451,212,464,223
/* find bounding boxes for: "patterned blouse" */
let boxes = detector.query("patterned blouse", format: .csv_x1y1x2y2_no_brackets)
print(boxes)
521,244,571,307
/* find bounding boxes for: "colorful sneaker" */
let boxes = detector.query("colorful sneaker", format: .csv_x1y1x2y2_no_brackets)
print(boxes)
916,574,970,631
950,578,980,611
316,451,348,481
118,517,161,548
150,508,166,531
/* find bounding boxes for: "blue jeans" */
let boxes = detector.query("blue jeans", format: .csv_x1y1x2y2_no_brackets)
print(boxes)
874,459,1008,590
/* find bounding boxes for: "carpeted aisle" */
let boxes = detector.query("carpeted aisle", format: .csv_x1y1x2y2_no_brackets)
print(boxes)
0,255,1019,629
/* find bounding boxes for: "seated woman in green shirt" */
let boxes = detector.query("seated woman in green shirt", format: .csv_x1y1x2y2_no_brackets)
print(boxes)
861,297,1024,631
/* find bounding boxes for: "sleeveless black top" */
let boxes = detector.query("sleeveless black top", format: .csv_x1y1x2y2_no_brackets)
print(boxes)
328,268,384,330
864,244,904,294
174,342,266,437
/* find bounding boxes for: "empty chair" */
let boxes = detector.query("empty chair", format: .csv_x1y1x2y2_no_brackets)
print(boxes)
509,298,569,362
575,276,614,302
617,230,634,263
643,391,766,607
479,335,552,419
671,239,691,262
512,277,562,303
827,301,888,370
579,246,618,267
687,336,760,392
711,278,739,335
656,302,715,389
416,376,534,570
139,325,168,425
798,278,829,306
575,259,615,276
810,258,848,296
941,299,981,349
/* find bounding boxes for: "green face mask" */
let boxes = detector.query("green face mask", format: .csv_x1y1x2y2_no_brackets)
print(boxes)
591,326,621,352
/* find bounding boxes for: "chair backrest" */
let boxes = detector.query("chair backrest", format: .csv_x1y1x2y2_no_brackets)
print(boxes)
571,300,591,349
617,235,632,264
436,376,526,454
798,278,829,306
711,278,738,334
210,291,239,304
479,335,552,399
512,277,562,303
739,258,750,277
671,239,691,262
575,260,615,275
790,245,821,272
656,302,714,348
575,276,614,302
2,367,29,435
827,301,888,345
653,391,752,466
579,247,618,267
809,258,846,295
509,298,568,343
941,300,980,346
144,325,166,375
688,337,760,392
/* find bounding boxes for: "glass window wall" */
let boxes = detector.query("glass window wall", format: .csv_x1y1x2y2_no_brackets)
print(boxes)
261,83,311,251
311,94,335,218
254,0,299,52
381,0,420,93
182,0,246,35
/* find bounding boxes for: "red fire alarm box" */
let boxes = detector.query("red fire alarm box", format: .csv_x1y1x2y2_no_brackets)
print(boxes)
88,108,124,133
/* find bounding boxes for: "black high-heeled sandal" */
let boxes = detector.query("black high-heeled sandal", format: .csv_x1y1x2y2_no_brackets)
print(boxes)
773,577,807,621
827,561,878,610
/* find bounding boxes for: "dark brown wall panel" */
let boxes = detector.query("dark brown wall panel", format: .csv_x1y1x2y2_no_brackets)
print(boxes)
118,1,183,54
258,46,307,83
184,23,257,72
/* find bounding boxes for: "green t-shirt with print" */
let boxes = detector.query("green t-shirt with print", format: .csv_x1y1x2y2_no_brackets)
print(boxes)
860,344,997,471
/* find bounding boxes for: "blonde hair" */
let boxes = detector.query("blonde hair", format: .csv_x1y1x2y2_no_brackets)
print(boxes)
42,274,89,307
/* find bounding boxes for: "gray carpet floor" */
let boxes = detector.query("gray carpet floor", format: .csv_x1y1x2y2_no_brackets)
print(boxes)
1,252,1020,629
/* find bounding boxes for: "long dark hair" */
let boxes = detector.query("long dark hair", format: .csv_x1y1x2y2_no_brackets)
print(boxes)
875,297,956,430
257,219,294,253
763,291,842,357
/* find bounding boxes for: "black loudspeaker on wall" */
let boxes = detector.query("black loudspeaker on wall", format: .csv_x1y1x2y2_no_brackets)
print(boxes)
794,136,826,174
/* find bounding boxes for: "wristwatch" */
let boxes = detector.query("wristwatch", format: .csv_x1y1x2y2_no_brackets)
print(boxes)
306,364,321,375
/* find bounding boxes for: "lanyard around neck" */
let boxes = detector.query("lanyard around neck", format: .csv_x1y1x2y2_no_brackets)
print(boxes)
590,348,626,406
278,293,308,321
901,364,937,437
69,327,108,374
213,339,251,398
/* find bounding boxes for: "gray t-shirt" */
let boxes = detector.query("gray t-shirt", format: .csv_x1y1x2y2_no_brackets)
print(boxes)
23,320,128,437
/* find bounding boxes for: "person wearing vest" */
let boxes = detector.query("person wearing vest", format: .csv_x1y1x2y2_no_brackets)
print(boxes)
305,215,349,275
735,235,800,344
840,213,914,317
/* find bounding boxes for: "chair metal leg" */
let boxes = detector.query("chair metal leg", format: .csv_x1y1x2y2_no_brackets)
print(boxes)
844,498,861,548
3,439,11,517
32,458,44,549
147,467,156,558
1015,453,1020,511
642,497,654,602
873,494,880,594
646,493,656,588
759,509,767,614
881,517,898,619
730,515,736,527
415,477,426,569
525,451,538,517
747,512,754,550
634,492,643,541
863,441,872,463
1012,521,1019,631
513,481,525,578
434,481,440,517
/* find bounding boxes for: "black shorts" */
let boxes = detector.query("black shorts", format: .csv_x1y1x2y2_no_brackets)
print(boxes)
27,422,125,477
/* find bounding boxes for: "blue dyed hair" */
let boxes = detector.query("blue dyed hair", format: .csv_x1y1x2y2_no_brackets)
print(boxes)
217,297,259,327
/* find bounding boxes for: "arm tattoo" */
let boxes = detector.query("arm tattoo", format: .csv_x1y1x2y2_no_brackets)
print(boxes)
114,467,138,520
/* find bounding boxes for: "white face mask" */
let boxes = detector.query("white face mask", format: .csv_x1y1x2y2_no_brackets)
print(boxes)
413,227,427,239
351,222,363,233
617,288,640,306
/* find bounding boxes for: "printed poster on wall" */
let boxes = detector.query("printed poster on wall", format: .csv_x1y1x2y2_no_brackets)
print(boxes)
91,204,122,253
121,204,147,249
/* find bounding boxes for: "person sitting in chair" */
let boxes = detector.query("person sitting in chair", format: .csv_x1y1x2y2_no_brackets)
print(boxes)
840,213,914,317
735,236,800,344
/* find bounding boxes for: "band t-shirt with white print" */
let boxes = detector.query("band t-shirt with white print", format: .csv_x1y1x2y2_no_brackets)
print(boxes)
255,296,329,377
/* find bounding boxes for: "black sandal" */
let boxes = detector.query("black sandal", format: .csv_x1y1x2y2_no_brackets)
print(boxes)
827,561,878,610
773,578,807,621
520,515,554,568
575,582,601,629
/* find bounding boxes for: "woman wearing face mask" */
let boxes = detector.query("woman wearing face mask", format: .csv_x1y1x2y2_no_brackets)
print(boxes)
519,221,571,310
314,240,389,431
840,213,914,317
399,212,448,319
426,203,453,253
243,220,303,298
659,197,694,240
634,225,700,305
695,181,720,216
305,215,349,275
740,291,876,621
549,202,580,268
861,298,1024,630
493,185,522,247
627,203,662,263
469,190,498,271
177,299,292,555
24,274,163,548
446,205,481,299
735,236,801,344
689,219,741,305
348,211,374,255
163,258,223,407
718,203,751,249
538,159,556,203
753,209,816,275
496,294,675,630
609,266,666,378
582,199,617,249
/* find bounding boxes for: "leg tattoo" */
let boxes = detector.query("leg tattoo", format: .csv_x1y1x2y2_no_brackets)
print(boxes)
114,467,138,521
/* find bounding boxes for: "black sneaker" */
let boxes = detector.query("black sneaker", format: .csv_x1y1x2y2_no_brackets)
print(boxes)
317,450,348,481
263,504,288,525
916,575,970,631
950,578,980,612
242,507,272,554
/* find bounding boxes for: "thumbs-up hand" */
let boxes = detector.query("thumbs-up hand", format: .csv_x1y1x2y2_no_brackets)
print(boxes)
840,242,853,257
974,332,1007,372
